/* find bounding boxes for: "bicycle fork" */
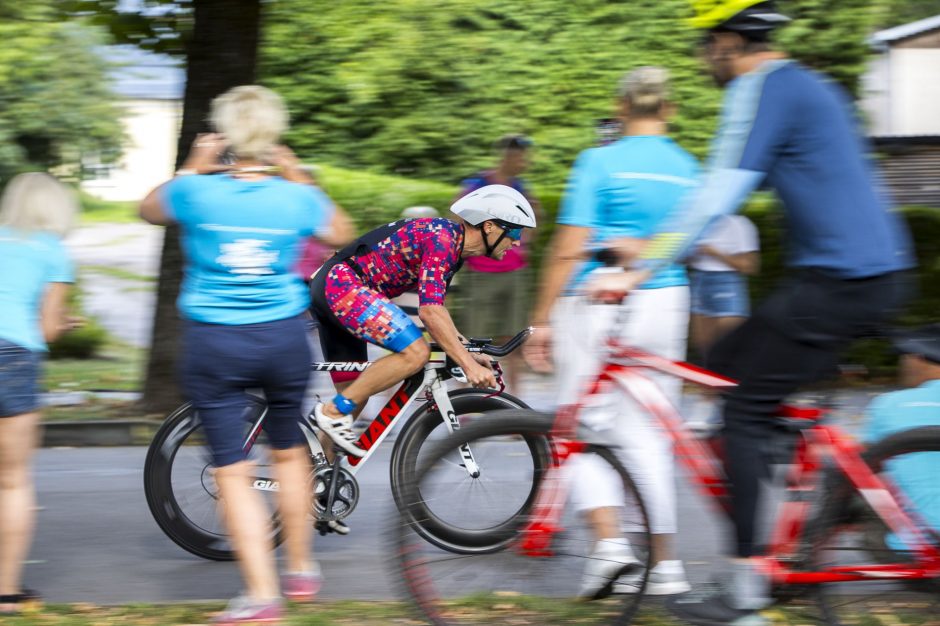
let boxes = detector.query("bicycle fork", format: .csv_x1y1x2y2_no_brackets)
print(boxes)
428,378,481,477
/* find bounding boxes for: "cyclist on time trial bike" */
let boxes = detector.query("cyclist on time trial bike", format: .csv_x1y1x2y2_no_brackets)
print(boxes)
310,184,537,458
590,2,915,624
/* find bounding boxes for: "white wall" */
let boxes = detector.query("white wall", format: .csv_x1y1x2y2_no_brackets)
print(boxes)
889,48,940,135
81,98,182,202
860,55,890,135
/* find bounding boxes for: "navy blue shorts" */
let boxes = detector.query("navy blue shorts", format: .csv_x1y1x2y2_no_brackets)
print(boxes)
180,315,311,467
0,339,41,417
690,270,751,317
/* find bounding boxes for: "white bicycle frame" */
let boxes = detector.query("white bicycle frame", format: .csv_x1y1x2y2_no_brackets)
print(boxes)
293,355,484,477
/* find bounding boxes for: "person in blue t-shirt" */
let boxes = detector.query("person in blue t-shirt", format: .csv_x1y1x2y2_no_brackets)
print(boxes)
864,325,940,552
0,173,78,614
590,3,915,623
526,66,699,599
140,85,352,624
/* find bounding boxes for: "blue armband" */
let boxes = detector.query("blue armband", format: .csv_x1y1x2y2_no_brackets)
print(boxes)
333,393,358,415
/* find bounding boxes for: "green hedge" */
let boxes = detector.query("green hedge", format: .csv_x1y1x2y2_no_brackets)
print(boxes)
48,280,107,360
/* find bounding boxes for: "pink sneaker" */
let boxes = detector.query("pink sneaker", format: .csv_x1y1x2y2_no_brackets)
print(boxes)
212,596,282,625
282,564,323,602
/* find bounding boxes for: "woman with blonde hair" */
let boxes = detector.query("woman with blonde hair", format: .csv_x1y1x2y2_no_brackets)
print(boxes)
140,85,352,625
0,172,78,613
526,66,699,598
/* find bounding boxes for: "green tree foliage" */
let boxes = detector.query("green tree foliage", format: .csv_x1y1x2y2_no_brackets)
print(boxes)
64,0,194,55
778,0,886,97
0,2,124,181
878,0,940,27
261,0,891,188
262,0,720,187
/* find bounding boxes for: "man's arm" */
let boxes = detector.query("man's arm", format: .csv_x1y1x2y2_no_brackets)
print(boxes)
419,305,496,388
636,68,787,276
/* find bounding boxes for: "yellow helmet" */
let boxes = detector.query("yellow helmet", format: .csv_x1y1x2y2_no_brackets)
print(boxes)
687,0,789,31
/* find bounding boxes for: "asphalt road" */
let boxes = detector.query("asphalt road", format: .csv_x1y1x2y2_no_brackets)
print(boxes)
30,444,731,604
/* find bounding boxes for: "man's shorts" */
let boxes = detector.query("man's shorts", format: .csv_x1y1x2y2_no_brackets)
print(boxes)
0,339,41,417
690,270,750,318
310,262,423,383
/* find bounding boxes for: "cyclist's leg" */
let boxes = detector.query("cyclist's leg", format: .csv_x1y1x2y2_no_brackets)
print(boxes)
710,314,836,557
319,264,427,420
706,270,910,608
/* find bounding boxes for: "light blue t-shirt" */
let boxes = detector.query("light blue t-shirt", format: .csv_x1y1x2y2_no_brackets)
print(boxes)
558,136,699,292
864,380,940,550
0,227,75,352
164,175,335,325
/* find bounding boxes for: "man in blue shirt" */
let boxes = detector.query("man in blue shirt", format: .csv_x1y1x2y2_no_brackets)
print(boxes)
592,2,915,623
865,325,940,552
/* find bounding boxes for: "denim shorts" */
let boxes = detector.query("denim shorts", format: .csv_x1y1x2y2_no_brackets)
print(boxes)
180,315,311,467
690,270,750,317
0,339,42,417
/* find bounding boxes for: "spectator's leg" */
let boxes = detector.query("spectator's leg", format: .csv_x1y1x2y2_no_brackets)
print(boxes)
0,412,40,600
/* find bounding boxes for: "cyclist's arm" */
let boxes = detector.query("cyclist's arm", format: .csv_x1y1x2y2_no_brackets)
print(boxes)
418,305,481,371
415,223,482,369
636,69,787,277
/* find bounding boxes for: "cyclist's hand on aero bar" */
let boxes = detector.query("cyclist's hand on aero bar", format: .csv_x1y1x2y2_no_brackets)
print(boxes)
464,358,498,388
523,326,554,374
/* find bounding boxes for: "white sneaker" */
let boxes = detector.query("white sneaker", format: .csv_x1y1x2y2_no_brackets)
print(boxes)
313,403,366,458
579,538,642,600
615,559,691,595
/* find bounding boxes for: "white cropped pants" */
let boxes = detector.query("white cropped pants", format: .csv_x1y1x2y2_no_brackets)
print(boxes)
551,287,689,535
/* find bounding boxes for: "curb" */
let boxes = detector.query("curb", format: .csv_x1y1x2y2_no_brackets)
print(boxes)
42,420,161,447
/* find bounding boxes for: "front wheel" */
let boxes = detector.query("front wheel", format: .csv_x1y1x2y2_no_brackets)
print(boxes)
389,388,544,553
808,426,940,625
143,398,282,561
392,410,653,626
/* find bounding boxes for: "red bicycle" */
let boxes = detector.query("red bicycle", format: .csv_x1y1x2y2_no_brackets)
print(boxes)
393,334,940,625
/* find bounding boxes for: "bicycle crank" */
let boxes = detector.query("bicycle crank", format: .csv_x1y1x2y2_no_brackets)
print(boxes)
312,464,359,524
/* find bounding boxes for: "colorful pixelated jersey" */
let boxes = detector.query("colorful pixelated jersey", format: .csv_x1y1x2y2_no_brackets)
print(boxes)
333,218,465,306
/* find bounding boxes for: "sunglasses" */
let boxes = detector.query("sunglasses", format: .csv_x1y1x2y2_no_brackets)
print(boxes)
502,225,523,241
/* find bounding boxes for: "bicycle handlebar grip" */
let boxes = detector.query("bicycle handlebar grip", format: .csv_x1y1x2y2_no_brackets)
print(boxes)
481,327,534,357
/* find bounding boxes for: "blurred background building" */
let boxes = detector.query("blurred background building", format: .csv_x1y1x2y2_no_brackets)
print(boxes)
862,14,940,208
80,46,184,201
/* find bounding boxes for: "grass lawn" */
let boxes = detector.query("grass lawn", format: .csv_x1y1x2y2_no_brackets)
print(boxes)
1,598,936,626
44,338,144,394
79,193,138,224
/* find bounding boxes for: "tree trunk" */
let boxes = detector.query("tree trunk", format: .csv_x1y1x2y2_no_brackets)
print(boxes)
141,0,261,412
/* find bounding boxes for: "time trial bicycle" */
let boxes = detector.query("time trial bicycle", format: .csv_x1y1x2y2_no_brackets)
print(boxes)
144,328,548,561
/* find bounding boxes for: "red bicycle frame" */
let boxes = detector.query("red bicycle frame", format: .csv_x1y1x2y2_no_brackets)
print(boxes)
519,339,940,586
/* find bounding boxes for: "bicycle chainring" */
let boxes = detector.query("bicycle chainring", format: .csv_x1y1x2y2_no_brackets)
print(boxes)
312,465,359,521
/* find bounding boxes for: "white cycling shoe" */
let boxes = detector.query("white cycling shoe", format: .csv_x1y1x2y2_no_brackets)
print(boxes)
313,403,366,458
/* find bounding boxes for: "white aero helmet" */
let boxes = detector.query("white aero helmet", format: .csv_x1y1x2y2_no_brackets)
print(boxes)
450,184,537,229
